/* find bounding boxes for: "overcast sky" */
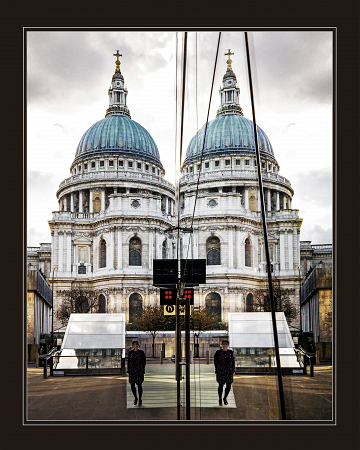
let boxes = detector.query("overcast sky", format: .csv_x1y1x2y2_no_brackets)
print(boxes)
27,30,332,247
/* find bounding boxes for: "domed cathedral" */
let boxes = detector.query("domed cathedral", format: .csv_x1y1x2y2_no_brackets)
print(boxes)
179,52,303,325
48,52,176,328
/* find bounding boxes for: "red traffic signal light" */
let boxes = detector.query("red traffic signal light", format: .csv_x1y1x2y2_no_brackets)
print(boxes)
182,288,194,305
160,288,177,305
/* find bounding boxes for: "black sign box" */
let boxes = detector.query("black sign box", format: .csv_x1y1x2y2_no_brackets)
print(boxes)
153,259,206,287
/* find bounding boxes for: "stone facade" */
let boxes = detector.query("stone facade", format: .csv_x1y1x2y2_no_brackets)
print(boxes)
27,53,332,333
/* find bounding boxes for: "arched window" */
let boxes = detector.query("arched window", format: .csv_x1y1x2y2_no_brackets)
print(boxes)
129,237,141,266
99,239,106,268
99,294,106,313
245,238,252,267
206,236,221,266
246,293,254,312
162,240,168,259
205,292,221,321
129,293,143,322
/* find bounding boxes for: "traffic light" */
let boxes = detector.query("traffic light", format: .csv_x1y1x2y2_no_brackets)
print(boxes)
160,288,177,305
182,288,194,305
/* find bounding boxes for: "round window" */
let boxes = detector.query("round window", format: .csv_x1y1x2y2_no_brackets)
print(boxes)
208,199,217,208
131,200,140,209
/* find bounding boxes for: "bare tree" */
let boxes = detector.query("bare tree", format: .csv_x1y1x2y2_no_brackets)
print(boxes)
56,284,100,326
253,279,297,323
129,305,169,357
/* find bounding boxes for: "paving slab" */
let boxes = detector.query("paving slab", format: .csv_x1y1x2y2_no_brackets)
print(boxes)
27,364,332,422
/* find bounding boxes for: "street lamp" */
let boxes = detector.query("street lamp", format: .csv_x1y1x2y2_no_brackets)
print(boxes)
296,264,303,347
51,266,58,349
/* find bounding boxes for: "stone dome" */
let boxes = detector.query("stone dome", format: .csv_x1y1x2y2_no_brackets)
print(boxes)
73,115,162,166
184,114,274,164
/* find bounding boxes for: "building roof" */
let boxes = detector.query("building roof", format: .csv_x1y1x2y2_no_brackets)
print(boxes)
184,114,274,164
73,115,162,166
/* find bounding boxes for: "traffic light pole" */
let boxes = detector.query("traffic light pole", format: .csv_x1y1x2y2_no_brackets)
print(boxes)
185,293,191,420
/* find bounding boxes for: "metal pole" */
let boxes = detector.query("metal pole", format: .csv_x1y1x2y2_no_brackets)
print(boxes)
185,296,190,420
298,267,303,347
244,32,286,420
51,266,57,350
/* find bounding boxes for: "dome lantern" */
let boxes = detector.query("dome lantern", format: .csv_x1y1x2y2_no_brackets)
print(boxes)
216,49,243,117
105,50,131,118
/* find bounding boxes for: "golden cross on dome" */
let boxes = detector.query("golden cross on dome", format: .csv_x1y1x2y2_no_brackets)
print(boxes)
113,50,122,72
225,49,234,68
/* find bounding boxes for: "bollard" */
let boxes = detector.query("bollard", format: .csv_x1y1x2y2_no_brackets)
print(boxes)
316,350,320,366
49,356,53,376
160,350,163,364
190,350,193,364
43,358,48,379
35,353,39,368
206,350,209,365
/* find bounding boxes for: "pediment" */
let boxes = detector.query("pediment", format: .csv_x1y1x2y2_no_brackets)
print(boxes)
73,234,92,245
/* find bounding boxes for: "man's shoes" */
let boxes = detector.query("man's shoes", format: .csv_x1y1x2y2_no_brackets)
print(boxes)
134,397,138,405
219,398,222,406
223,397,228,405
138,399,142,406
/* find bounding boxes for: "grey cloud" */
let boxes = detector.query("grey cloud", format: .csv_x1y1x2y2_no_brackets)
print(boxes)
300,224,332,245
252,31,332,111
27,170,57,192
293,168,332,208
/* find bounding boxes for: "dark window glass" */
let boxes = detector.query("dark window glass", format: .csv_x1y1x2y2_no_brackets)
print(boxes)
128,161,133,168
246,293,254,312
152,167,155,173
206,237,221,265
99,294,106,313
215,161,220,167
100,161,104,167
236,159,240,165
137,162,142,169
245,160,250,166
129,293,142,322
205,162,209,168
78,265,86,274
245,238,252,267
99,239,106,268
225,160,230,166
129,237,141,266
119,160,123,167
162,241,168,259
145,165,149,171
205,292,221,321
84,164,88,170
91,162,95,168
109,160,114,166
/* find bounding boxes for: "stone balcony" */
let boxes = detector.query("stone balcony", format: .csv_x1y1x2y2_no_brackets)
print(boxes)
57,170,175,193
180,169,292,189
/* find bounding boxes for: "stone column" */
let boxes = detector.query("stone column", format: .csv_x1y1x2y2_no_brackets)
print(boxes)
228,227,234,269
155,228,159,259
149,229,153,269
70,193,74,212
101,189,106,211
283,195,287,210
276,192,280,210
117,227,123,269
66,231,72,274
79,190,83,213
63,196,67,211
58,231,64,272
289,197,292,209
194,230,199,259
258,189,261,211
110,226,115,269
279,230,285,271
288,230,293,271
92,235,98,273
244,189,249,209
89,190,93,213
267,189,271,211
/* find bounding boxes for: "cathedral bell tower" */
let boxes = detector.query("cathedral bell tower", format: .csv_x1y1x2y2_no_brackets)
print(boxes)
216,49,243,117
105,50,131,118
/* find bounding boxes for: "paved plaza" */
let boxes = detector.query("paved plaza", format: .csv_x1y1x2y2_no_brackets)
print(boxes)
27,361,332,422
